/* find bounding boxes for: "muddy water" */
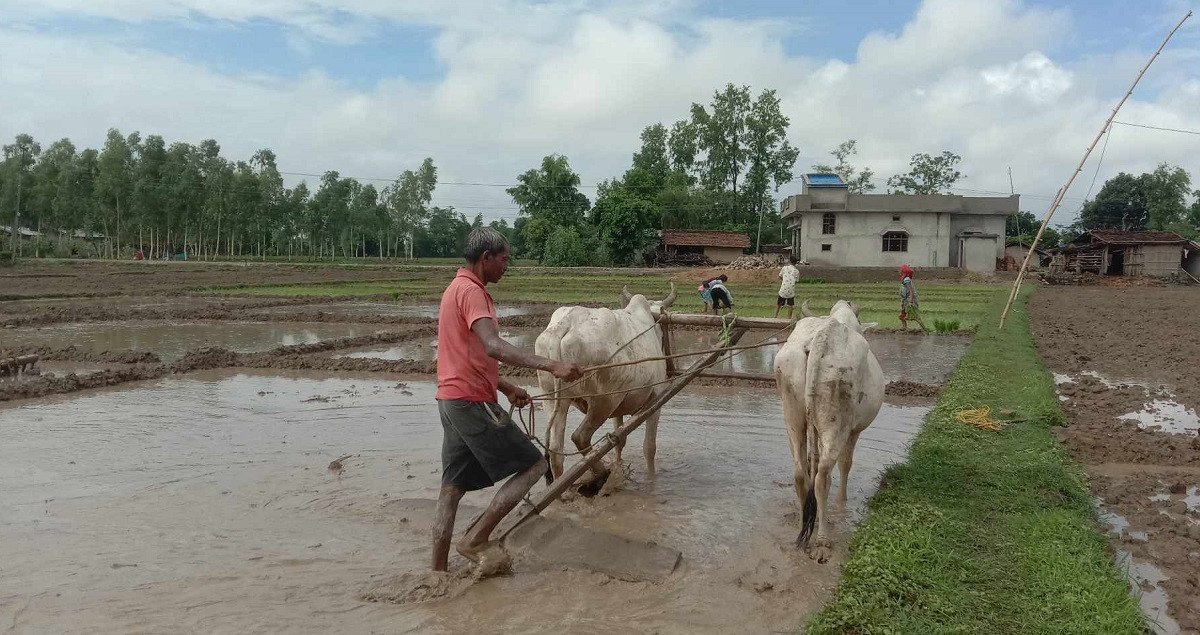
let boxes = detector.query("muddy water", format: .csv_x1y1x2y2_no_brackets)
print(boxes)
337,328,969,384
337,330,537,361
255,301,533,319
667,330,968,382
0,321,385,362
0,371,929,633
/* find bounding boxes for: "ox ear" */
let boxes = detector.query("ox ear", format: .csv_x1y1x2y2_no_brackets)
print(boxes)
660,282,677,309
620,285,633,308
860,322,879,331
800,300,815,318
849,301,861,316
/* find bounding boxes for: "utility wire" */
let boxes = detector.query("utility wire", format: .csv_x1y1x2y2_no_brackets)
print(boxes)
1112,120,1200,135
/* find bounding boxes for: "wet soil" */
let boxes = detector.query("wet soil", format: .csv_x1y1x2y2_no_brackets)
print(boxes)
1031,286,1200,634
0,372,930,633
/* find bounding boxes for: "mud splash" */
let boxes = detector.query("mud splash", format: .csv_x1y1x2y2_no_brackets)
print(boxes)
0,372,930,633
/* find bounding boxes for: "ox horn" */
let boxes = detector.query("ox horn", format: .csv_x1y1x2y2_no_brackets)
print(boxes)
800,300,815,318
620,285,633,308
660,282,677,309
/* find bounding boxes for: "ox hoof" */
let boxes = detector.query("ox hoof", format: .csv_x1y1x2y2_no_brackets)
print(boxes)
807,542,832,564
576,472,610,498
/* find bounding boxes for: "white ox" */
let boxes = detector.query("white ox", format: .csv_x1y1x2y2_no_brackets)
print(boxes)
773,299,884,561
534,284,677,494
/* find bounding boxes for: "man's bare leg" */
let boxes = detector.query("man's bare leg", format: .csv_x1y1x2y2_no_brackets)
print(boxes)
457,458,544,559
786,305,794,319
432,484,465,571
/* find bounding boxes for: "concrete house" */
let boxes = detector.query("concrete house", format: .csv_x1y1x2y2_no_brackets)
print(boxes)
1049,230,1200,277
660,229,750,264
780,174,1019,272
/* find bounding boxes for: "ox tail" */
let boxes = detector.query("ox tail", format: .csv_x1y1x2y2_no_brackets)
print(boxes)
797,321,853,548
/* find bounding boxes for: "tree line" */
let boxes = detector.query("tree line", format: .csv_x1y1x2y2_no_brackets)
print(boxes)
0,131,445,260
10,80,1110,265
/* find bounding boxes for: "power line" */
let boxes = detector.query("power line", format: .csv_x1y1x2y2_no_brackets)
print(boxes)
1112,120,1200,136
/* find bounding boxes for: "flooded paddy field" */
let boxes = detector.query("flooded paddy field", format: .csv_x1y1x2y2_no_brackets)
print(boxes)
335,326,968,384
0,370,932,633
2,321,390,362
0,264,988,632
1031,286,1200,634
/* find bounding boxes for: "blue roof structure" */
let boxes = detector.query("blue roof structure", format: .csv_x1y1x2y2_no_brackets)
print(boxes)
802,173,846,187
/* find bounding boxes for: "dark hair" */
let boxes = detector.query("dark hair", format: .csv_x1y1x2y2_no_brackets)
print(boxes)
463,227,509,263
718,274,728,282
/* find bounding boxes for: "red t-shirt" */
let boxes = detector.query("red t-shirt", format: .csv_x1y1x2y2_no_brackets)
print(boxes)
435,268,499,402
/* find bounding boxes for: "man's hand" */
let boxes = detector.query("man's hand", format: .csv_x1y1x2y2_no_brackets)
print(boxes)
550,361,584,382
503,384,532,409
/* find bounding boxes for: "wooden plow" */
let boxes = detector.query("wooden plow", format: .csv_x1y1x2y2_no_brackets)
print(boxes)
499,312,796,543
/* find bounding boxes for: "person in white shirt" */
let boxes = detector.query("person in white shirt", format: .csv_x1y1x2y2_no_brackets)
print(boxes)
774,256,801,319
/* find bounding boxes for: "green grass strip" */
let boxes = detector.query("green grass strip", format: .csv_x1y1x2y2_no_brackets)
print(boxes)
806,288,1144,635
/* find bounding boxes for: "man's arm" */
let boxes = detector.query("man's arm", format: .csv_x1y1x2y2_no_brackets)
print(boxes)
471,317,581,380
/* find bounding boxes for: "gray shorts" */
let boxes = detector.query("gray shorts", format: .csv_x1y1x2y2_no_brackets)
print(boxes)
438,399,544,491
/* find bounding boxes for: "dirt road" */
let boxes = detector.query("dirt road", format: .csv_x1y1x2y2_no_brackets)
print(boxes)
1031,286,1200,633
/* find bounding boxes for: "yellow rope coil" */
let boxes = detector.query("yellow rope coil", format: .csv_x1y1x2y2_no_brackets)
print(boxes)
955,406,1006,431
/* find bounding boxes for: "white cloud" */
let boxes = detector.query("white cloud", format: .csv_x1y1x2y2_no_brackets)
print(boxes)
1,0,1198,225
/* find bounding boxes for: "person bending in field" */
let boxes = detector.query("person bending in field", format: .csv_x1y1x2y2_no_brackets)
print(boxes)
702,274,734,316
899,264,928,332
431,227,582,573
774,256,800,319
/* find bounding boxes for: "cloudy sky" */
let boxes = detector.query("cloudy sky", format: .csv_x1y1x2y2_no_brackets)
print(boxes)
2,0,1198,225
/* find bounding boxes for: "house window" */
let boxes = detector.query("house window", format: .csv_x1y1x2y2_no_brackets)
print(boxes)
821,243,832,252
822,213,836,235
892,215,901,222
882,231,908,252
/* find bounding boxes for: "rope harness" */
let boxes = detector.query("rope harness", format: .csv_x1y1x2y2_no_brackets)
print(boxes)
511,312,795,458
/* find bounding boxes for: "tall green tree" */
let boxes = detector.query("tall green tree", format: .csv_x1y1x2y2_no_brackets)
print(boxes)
887,151,963,194
691,84,751,203
667,119,699,181
506,154,590,261
30,138,75,252
744,89,799,251
1142,163,1191,232
1077,172,1147,231
384,157,437,256
812,139,876,194
2,133,42,256
630,123,670,191
591,187,657,265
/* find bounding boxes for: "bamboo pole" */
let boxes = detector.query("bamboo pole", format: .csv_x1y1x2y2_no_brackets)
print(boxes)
999,9,1192,327
499,327,748,540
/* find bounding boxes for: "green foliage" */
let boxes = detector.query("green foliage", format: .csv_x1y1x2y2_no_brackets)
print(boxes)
887,151,963,194
808,290,1145,634
1006,211,1064,249
798,277,825,284
541,224,589,267
507,155,590,261
0,250,12,266
591,188,658,265
812,139,876,194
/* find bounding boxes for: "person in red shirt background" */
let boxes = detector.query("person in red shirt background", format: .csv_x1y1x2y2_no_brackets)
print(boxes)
431,227,582,572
